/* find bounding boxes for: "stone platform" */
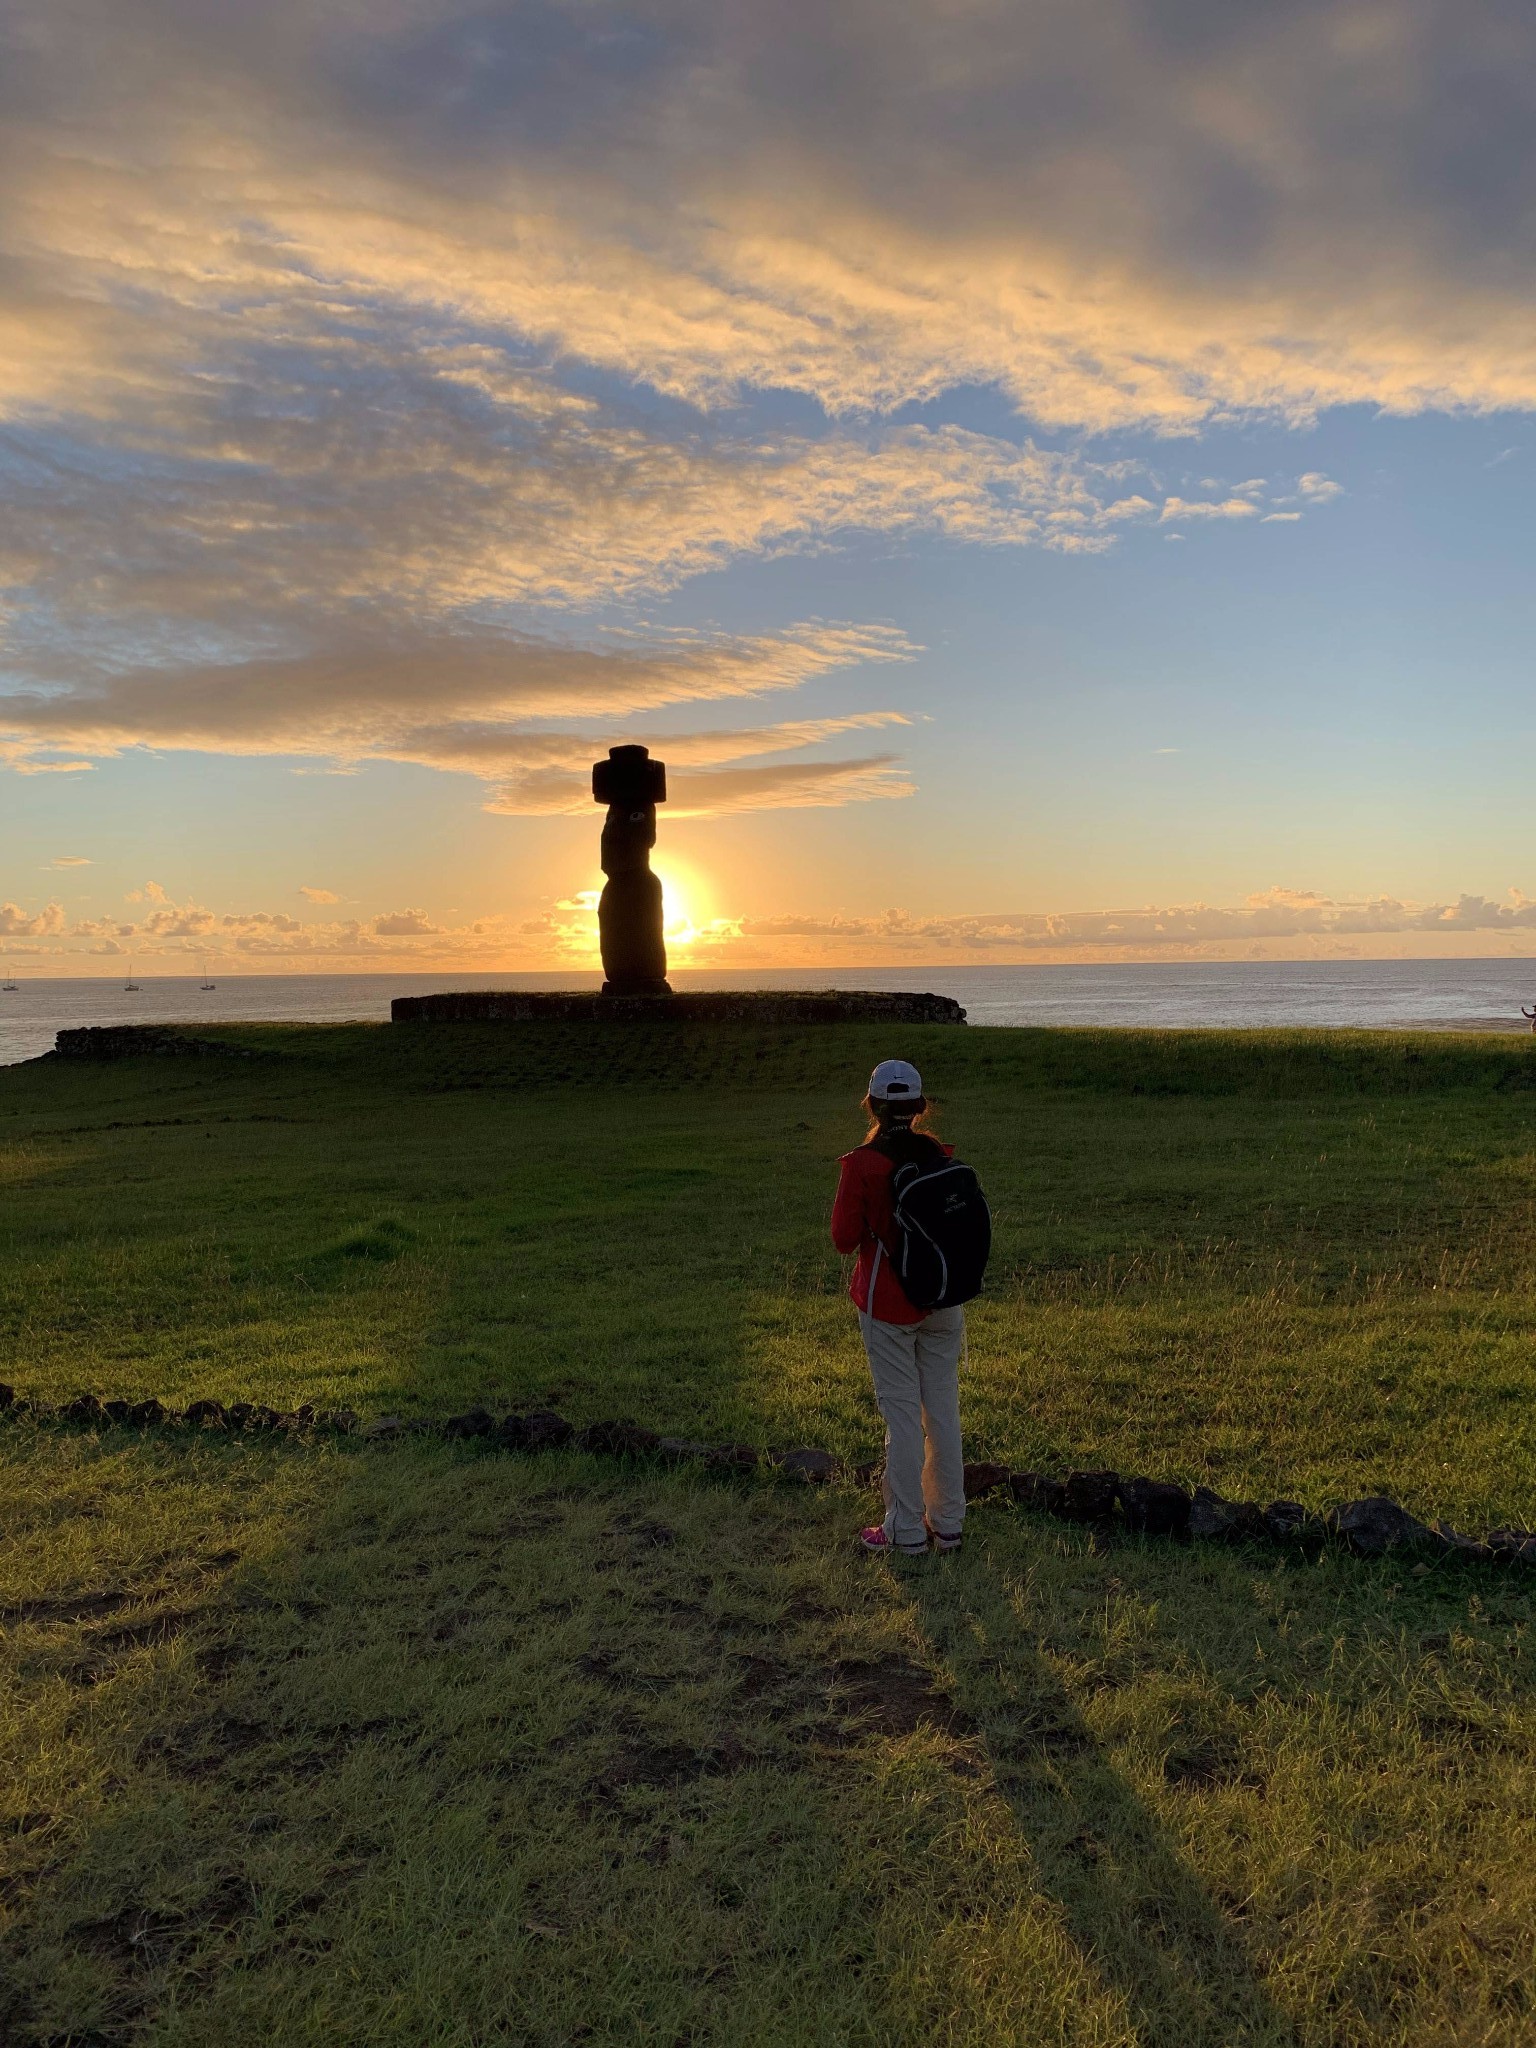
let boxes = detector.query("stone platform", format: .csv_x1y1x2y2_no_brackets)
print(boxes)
391,989,966,1026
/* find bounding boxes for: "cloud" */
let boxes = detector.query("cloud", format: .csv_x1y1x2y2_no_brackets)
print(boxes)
9,1,1533,442
13,877,1536,972
0,0,1515,833
298,885,339,903
1159,496,1261,523
50,855,91,866
372,909,441,936
0,619,921,810
1,899,65,937
712,887,1536,963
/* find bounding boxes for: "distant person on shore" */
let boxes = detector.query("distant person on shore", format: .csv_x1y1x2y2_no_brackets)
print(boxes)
831,1059,991,1557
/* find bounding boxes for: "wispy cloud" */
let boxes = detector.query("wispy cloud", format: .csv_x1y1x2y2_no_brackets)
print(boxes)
0,0,1522,834
0,622,921,811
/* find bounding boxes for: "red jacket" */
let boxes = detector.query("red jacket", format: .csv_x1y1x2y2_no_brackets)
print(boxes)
831,1140,954,1326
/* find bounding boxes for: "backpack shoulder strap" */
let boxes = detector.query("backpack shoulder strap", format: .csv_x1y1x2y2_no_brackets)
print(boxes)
870,1129,948,1172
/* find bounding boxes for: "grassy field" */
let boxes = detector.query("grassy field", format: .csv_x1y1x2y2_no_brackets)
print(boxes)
2,1020,1535,2044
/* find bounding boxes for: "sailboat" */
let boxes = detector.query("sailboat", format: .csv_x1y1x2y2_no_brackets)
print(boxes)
200,958,216,991
1,955,16,993
123,958,140,992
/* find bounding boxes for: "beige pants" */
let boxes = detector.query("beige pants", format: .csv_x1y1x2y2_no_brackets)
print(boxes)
860,1305,966,1551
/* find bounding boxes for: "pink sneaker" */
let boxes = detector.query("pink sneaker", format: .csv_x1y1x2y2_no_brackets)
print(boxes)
858,1525,927,1558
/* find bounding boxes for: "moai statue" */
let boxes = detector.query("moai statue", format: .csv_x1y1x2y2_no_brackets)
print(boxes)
592,744,670,995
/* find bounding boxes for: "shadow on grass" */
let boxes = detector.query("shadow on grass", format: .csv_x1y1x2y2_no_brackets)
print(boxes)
900,1544,1300,2048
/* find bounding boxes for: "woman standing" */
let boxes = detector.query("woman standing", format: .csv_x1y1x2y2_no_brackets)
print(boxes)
831,1058,968,1557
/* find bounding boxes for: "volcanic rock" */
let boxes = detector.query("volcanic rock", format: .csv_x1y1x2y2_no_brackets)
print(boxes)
183,1399,228,1428
1261,1499,1320,1542
522,1410,575,1450
0,1383,13,1410
1120,1476,1192,1537
963,1460,1011,1499
773,1446,838,1483
127,1398,165,1427
101,1399,132,1425
316,1408,357,1434
1484,1526,1536,1565
576,1419,661,1458
1009,1471,1066,1515
1432,1522,1494,1562
63,1394,104,1425
1188,1488,1267,1542
361,1414,404,1440
1327,1496,1434,1556
1061,1470,1121,1523
442,1407,495,1440
704,1442,760,1472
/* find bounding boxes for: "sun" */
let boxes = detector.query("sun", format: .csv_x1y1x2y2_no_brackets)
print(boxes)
653,861,704,948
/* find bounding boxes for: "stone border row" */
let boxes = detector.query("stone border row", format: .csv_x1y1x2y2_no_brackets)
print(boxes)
3,1384,1531,1567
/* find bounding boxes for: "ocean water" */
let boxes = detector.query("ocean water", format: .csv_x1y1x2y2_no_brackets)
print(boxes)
3,959,1536,1068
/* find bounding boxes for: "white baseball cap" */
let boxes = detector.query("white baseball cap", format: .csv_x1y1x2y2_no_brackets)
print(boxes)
869,1058,923,1102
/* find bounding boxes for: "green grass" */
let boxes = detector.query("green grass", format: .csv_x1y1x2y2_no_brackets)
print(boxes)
4,1020,1535,1520
2,1022,1535,2043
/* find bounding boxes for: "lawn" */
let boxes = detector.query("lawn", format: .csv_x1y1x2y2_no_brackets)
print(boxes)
2,1020,1534,2044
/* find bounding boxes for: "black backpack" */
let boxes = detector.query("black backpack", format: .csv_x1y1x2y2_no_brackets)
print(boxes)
871,1131,992,1312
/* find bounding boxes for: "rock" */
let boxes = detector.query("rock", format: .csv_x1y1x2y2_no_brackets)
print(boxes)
101,1399,132,1425
0,1382,13,1410
576,1419,661,1458
1327,1496,1434,1556
362,1414,404,1439
495,1413,532,1447
226,1402,255,1430
126,1398,165,1427
1188,1488,1267,1542
291,1403,315,1426
1120,1476,1192,1537
183,1398,228,1428
1432,1522,1494,1562
704,1442,759,1472
522,1410,574,1450
851,1458,883,1489
442,1407,495,1440
316,1408,357,1434
1485,1527,1536,1565
63,1394,104,1425
1061,1470,1120,1523
1261,1499,1320,1542
656,1436,708,1462
1009,1471,1066,1515
963,1460,1011,1499
773,1446,839,1483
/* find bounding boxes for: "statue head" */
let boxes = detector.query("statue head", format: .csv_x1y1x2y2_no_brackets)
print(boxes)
592,744,667,809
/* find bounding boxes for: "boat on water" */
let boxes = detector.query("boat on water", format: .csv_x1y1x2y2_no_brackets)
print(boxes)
1,957,16,992
200,957,216,990
123,959,141,992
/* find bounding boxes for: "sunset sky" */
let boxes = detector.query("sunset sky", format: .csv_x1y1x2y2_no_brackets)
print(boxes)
2,0,1535,971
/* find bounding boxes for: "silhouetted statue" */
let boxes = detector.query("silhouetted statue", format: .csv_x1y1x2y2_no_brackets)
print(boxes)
593,744,669,995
